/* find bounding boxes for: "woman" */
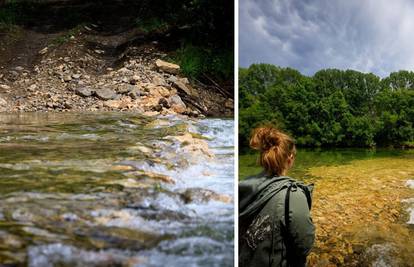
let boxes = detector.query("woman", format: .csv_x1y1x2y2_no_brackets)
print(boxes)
239,126,315,267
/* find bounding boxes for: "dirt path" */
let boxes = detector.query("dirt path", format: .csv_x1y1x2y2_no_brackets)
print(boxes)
306,156,414,266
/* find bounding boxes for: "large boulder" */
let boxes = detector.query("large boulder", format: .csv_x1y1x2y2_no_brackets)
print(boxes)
155,59,180,75
179,188,232,204
95,88,117,100
168,95,186,113
75,87,93,97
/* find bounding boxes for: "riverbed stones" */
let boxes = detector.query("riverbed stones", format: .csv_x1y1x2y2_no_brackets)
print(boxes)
152,75,168,86
95,88,117,100
117,85,133,94
72,73,81,79
0,231,23,248
128,88,142,99
225,98,234,109
103,100,121,109
0,29,230,116
0,84,10,90
28,84,37,92
75,87,93,97
155,59,180,75
158,97,170,109
131,170,175,184
179,188,232,204
129,75,140,85
167,133,213,159
171,79,190,95
169,95,186,113
0,97,7,111
63,75,72,82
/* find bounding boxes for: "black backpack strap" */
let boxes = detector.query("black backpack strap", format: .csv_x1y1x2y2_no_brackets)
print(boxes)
283,183,313,267
284,184,293,231
285,183,312,231
297,184,312,210
283,184,293,266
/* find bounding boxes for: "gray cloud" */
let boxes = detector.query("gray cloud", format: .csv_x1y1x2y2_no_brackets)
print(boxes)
239,0,414,77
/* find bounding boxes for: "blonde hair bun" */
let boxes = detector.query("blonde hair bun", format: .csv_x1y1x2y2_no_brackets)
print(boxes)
249,126,296,176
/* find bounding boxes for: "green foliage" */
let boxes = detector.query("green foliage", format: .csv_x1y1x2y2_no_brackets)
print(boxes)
0,2,17,31
171,44,233,80
239,64,414,149
135,0,234,81
136,17,168,33
0,8,15,25
51,25,84,46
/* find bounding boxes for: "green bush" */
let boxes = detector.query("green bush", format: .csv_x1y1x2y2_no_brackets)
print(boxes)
136,17,168,33
0,5,16,30
172,44,233,80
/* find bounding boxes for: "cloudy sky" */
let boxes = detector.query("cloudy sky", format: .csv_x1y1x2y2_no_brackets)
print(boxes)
239,0,414,77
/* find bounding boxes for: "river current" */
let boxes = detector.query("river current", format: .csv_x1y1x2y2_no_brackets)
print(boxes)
0,112,234,267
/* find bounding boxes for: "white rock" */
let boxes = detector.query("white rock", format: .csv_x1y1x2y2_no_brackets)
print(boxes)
38,47,48,55
0,97,7,107
28,84,37,92
155,59,180,74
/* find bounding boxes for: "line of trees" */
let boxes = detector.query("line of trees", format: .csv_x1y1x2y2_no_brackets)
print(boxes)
240,64,414,150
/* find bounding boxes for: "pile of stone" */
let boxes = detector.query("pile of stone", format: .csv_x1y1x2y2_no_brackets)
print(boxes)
0,30,233,116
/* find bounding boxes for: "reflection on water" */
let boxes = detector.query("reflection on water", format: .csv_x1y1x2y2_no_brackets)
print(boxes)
0,112,234,267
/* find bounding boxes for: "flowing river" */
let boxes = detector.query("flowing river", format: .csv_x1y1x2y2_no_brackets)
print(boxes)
0,113,234,267
240,149,414,267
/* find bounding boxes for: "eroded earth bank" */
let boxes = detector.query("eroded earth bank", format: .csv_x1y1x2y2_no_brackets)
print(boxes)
0,1,234,116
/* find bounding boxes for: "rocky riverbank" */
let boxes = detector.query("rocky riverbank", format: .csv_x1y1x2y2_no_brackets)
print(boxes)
0,24,233,117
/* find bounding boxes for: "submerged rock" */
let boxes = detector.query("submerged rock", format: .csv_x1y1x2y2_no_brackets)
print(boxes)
0,230,23,249
28,243,145,267
166,133,214,159
406,180,414,189
179,188,232,204
361,244,398,267
128,170,176,184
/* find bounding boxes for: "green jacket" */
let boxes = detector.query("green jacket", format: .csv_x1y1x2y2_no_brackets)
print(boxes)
239,174,315,267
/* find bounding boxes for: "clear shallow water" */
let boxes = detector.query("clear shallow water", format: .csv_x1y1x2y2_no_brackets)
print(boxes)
0,113,234,267
239,148,411,180
240,149,414,266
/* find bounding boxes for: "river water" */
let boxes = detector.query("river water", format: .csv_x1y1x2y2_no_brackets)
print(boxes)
0,113,234,267
240,149,414,266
